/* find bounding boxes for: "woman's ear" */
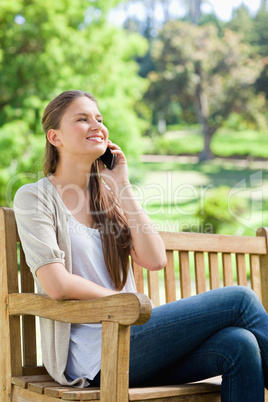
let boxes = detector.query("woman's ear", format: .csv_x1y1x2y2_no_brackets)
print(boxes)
47,129,62,147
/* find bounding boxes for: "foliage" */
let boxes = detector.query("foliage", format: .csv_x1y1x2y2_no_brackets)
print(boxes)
0,0,148,205
144,125,268,159
144,131,203,155
194,186,246,234
227,4,268,99
146,21,265,160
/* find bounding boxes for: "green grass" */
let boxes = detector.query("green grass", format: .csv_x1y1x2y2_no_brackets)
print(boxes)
144,126,268,158
136,159,268,237
212,129,268,158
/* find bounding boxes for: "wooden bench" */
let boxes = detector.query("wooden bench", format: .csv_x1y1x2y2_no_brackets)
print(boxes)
1,206,268,401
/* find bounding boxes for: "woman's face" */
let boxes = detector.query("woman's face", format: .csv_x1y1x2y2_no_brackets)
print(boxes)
53,96,108,159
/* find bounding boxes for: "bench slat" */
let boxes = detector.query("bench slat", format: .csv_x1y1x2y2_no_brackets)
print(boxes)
132,262,144,294
28,381,61,394
159,231,266,254
250,255,262,300
194,252,206,294
45,386,95,398
164,251,177,303
128,382,221,401
148,270,160,307
12,374,53,388
222,253,233,286
236,254,248,286
129,393,221,402
209,253,220,290
20,244,37,367
179,251,191,298
60,389,100,400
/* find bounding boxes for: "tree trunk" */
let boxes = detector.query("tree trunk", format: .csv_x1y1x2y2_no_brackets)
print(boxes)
189,0,202,25
194,65,214,161
261,0,268,11
199,126,214,161
160,0,170,22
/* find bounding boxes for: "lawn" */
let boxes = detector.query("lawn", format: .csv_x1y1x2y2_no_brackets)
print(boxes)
135,158,268,237
144,125,268,159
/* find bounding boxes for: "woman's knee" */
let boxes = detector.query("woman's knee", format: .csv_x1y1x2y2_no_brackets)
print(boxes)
218,327,262,375
224,286,262,313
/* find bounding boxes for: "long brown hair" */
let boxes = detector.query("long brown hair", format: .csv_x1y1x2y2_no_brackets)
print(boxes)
42,90,132,290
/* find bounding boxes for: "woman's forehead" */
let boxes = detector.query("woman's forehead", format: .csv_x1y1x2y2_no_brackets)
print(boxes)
67,96,99,115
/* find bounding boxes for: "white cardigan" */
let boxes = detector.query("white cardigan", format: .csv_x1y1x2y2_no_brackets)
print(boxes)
14,177,111,387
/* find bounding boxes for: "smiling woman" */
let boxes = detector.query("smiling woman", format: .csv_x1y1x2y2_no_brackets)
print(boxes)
13,89,167,387
13,89,268,401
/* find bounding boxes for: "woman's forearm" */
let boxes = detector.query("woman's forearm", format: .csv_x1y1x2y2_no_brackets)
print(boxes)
37,262,118,301
115,182,167,271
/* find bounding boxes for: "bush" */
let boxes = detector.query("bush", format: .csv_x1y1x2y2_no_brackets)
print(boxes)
194,186,246,234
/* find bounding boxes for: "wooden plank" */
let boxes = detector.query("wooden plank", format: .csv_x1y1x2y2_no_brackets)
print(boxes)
236,254,248,286
159,231,266,254
12,374,53,388
2,210,23,377
208,253,220,290
147,270,160,307
194,252,206,294
117,325,131,401
23,366,48,376
12,386,65,402
45,386,97,398
20,244,37,367
28,381,60,394
100,321,130,402
132,261,144,294
9,316,23,376
9,292,152,326
257,227,268,312
0,208,20,402
222,253,233,287
129,393,221,402
61,388,100,400
179,251,191,298
250,254,262,301
128,381,221,400
164,250,177,303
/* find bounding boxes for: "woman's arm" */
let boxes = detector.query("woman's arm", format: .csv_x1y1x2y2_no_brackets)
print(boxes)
99,140,167,272
36,262,118,301
116,181,167,271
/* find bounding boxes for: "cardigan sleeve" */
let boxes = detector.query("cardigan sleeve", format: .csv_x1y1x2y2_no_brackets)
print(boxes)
14,183,65,277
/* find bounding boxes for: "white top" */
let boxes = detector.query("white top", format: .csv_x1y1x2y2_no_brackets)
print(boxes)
65,215,137,383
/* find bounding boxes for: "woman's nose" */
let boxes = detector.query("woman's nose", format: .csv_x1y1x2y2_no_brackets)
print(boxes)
90,120,102,130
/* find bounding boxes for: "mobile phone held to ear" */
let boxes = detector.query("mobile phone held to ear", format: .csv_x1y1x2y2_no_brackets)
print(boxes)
100,147,115,170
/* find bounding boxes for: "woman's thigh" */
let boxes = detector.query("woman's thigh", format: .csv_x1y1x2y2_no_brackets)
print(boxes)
131,327,264,401
129,286,268,386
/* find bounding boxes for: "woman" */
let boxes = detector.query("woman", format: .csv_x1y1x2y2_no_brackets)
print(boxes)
14,90,268,401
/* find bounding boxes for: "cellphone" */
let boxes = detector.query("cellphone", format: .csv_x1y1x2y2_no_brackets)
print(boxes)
100,147,115,170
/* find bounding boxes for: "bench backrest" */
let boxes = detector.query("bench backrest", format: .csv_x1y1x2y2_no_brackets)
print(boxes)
132,230,268,309
0,207,48,380
1,207,268,381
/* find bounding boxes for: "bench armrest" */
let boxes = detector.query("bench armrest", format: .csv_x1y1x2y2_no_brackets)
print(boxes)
8,292,152,326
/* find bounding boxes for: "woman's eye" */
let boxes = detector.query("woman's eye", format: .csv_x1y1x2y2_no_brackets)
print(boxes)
78,118,87,122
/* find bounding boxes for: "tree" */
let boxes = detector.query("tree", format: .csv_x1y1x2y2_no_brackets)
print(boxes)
188,0,202,24
226,4,257,44
226,3,268,100
252,4,268,99
147,21,264,160
0,0,148,205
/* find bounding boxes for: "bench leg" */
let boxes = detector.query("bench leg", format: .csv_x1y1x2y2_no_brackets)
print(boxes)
100,321,130,402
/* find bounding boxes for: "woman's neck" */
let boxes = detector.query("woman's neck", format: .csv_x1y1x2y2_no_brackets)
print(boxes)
50,158,94,191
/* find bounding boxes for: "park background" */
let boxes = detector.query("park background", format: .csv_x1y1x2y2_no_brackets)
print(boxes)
1,0,268,237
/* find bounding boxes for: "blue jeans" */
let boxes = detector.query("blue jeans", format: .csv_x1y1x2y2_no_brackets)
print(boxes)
92,286,268,401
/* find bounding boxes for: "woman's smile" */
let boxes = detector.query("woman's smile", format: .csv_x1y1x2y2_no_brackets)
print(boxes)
86,135,104,143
